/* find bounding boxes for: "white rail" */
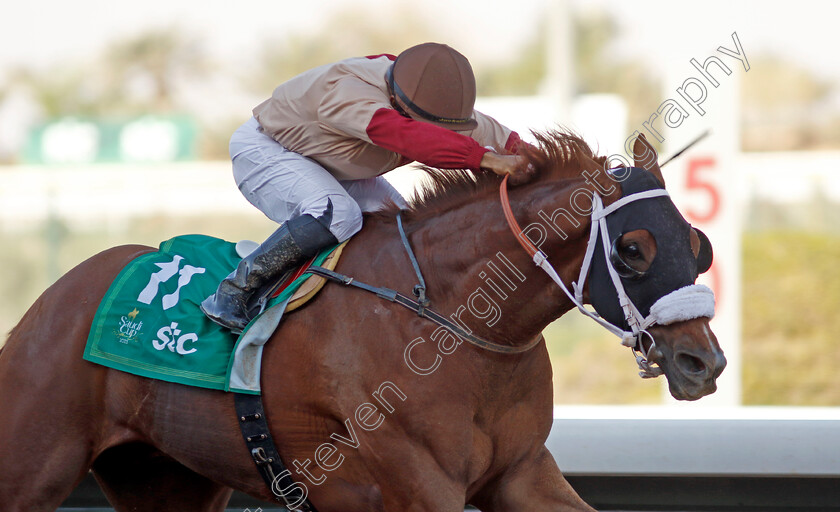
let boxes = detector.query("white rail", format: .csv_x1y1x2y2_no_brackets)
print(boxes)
548,406,840,477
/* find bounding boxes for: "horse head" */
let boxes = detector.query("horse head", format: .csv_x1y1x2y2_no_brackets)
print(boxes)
620,134,726,400
514,132,725,401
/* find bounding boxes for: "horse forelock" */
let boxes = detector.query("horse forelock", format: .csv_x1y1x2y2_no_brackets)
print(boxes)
375,129,602,222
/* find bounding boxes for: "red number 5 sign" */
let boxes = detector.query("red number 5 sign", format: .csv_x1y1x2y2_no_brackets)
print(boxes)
684,157,723,306
685,157,720,223
662,68,741,405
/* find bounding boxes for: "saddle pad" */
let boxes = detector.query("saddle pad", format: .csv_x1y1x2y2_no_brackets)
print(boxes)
83,235,344,393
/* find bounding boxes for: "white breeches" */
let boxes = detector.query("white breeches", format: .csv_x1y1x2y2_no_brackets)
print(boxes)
230,117,407,242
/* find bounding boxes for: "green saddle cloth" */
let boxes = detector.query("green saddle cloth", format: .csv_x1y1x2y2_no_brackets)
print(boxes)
83,235,336,394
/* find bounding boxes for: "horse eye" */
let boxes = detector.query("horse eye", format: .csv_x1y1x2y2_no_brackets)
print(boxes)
610,237,647,280
623,243,642,260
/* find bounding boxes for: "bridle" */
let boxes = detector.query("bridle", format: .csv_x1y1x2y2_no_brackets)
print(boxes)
308,171,713,373
499,174,715,378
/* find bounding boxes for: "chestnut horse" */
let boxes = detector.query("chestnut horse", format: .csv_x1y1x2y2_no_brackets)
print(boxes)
0,133,725,511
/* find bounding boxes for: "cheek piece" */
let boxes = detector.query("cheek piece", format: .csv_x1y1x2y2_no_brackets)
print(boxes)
503,173,716,379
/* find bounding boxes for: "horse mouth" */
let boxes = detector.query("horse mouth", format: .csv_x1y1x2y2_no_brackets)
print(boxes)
667,374,719,401
647,331,727,401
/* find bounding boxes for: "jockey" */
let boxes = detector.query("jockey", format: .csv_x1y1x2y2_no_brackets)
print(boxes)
201,42,529,332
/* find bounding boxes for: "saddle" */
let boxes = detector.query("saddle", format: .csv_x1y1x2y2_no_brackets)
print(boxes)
239,239,348,321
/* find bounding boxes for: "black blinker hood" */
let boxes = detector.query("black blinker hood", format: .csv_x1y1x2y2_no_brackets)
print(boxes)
588,167,699,330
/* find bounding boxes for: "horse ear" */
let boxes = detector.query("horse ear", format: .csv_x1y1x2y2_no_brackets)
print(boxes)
633,133,665,187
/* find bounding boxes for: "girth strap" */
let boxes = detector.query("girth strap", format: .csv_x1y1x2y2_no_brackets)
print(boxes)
234,393,317,512
305,265,541,355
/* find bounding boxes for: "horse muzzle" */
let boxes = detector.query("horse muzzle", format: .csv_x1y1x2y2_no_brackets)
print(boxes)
648,319,727,401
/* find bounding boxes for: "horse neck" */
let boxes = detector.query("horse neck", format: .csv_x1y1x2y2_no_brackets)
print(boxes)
406,178,593,347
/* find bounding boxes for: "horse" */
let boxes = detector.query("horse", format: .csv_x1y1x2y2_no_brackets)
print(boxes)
0,132,725,511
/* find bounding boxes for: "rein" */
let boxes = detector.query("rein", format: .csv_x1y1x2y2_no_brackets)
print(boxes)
500,174,666,378
305,212,542,355
499,172,717,378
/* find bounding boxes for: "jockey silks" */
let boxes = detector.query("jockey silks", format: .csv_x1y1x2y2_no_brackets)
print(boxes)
252,55,519,180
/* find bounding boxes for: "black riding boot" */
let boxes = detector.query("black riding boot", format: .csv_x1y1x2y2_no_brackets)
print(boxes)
200,210,338,332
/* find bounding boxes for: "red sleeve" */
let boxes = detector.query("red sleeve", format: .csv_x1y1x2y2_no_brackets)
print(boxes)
505,131,524,153
366,108,489,171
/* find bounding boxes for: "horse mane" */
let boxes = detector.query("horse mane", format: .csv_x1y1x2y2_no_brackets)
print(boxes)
379,129,605,221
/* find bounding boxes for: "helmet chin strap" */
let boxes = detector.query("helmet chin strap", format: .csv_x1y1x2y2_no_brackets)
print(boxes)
500,176,715,379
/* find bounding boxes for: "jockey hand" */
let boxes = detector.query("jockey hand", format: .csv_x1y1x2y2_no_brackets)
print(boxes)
480,151,536,185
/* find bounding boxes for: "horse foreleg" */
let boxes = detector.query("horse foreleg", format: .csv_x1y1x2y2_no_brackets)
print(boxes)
362,458,467,512
470,447,595,512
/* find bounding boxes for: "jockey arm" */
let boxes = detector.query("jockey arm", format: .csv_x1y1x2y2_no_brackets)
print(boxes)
319,75,526,175
365,108,526,175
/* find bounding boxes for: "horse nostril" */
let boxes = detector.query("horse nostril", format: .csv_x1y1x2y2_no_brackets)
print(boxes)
676,352,707,376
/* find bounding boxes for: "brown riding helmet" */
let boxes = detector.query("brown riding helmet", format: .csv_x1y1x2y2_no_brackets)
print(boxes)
386,42,478,131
